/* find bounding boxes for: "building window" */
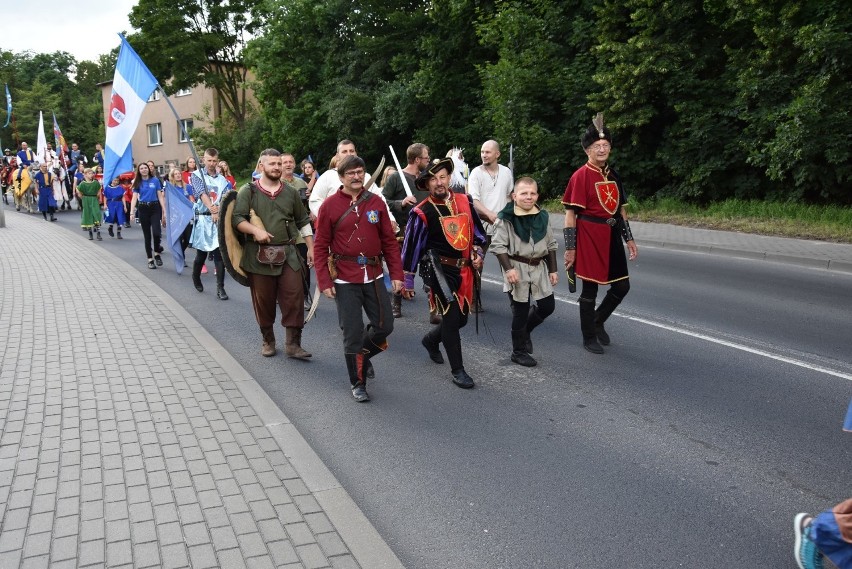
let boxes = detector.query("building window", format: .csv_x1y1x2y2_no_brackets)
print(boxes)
148,89,161,102
148,123,163,146
178,119,194,143
176,88,192,97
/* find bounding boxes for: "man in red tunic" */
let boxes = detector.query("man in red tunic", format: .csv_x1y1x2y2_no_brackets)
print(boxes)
314,155,404,402
562,114,638,354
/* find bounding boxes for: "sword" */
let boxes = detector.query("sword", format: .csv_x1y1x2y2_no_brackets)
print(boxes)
388,146,413,198
304,285,323,323
363,156,385,193
425,249,454,307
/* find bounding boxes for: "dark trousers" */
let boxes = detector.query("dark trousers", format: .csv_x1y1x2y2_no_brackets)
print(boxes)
138,203,163,259
180,223,193,254
334,280,394,354
579,279,630,303
424,300,468,371
248,267,304,343
509,294,555,330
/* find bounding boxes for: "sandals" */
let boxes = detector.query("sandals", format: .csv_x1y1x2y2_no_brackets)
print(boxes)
147,260,156,269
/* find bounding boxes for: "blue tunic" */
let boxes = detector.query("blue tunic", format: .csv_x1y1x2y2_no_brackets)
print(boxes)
190,171,231,252
34,171,57,211
103,184,126,224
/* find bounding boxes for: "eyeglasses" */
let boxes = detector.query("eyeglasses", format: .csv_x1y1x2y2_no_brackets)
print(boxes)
344,169,365,178
589,143,611,152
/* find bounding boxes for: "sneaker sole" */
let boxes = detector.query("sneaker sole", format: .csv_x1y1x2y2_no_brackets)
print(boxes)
793,512,809,569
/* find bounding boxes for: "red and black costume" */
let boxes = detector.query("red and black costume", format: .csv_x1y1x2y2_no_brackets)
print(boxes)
562,162,629,285
562,113,636,354
402,187,486,384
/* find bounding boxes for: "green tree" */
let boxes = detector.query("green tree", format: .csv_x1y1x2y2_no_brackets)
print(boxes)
478,0,597,198
729,0,852,203
128,0,266,128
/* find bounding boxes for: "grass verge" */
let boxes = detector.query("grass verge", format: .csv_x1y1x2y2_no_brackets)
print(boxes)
543,197,852,243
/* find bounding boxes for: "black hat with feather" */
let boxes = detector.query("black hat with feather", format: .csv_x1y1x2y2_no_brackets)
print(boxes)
581,112,612,149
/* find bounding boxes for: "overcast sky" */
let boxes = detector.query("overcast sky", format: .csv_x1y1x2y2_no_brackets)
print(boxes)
1,0,138,62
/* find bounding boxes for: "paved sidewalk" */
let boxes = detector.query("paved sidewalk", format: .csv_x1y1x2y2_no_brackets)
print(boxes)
0,212,403,568
548,216,852,273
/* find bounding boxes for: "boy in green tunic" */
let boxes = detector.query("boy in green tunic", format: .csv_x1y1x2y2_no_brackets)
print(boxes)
76,168,103,241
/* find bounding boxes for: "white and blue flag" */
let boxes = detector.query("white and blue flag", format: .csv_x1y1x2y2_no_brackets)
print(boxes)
103,35,158,186
164,182,195,275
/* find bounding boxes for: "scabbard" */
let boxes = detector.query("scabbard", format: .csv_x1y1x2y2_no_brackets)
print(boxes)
425,249,454,306
567,265,577,293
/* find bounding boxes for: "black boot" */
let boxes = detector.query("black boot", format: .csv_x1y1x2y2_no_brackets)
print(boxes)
215,258,227,299
344,353,370,402
360,333,387,380
421,328,444,364
192,257,204,292
96,228,102,240
108,225,114,237
594,291,623,346
510,329,537,367
116,228,123,239
524,306,545,354
580,298,604,354
88,229,93,240
451,368,475,389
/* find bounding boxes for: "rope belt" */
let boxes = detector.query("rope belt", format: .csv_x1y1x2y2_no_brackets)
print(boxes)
578,213,618,226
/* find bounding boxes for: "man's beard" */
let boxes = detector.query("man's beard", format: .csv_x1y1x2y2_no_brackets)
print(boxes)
265,171,282,181
430,186,448,200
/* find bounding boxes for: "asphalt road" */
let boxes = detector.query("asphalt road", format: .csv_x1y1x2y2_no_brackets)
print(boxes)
35,209,852,568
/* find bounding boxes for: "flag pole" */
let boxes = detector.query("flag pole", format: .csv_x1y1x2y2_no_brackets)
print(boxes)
157,84,208,196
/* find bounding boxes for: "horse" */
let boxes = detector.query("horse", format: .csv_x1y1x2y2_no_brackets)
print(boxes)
446,147,469,193
13,166,37,213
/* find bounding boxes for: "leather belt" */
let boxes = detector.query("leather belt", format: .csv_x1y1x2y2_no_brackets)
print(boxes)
438,255,470,268
578,214,618,227
509,254,544,266
334,254,382,266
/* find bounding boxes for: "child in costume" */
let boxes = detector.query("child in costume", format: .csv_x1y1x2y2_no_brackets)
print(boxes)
76,168,103,240
103,176,126,239
490,177,558,367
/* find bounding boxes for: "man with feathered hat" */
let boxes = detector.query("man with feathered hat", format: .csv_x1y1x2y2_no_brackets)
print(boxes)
562,113,638,354
401,158,487,389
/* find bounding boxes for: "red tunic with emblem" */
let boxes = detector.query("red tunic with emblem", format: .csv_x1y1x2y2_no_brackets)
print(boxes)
562,163,629,284
314,188,403,291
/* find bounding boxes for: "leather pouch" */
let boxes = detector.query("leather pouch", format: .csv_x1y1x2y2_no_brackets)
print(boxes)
257,244,288,265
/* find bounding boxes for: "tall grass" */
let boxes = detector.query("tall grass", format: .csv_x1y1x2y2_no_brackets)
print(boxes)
543,197,852,243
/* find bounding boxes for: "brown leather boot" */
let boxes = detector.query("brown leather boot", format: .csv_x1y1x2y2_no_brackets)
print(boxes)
285,327,312,359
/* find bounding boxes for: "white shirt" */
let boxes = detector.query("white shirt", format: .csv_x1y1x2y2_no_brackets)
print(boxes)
309,169,372,217
468,164,514,229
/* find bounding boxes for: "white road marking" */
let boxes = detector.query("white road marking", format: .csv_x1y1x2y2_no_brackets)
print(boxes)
480,275,852,382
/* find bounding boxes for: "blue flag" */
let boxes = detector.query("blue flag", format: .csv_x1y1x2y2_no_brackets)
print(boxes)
845,397,852,433
164,182,194,274
3,84,11,128
104,34,158,187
